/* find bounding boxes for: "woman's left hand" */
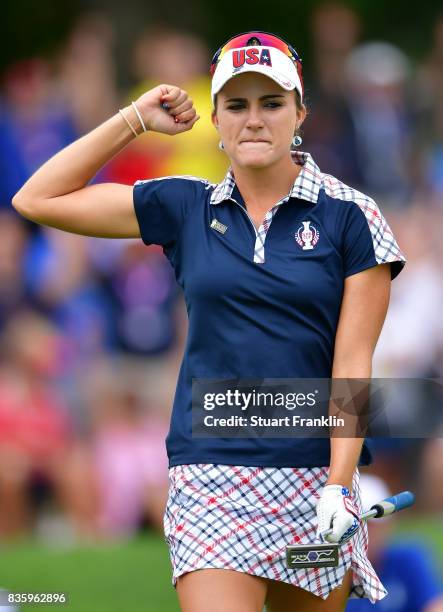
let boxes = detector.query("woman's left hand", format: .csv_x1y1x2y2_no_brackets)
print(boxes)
316,484,360,544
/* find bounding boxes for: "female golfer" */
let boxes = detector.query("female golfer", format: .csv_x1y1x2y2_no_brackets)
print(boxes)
13,31,405,611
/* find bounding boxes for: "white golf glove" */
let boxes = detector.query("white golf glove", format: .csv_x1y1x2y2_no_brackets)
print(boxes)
316,484,360,544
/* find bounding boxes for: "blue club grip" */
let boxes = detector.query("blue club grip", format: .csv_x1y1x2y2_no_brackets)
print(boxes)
370,491,415,518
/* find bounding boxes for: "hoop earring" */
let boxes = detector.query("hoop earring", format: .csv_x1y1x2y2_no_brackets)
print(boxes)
292,134,303,148
219,141,225,151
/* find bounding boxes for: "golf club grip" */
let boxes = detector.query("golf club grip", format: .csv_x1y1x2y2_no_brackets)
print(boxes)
369,490,415,518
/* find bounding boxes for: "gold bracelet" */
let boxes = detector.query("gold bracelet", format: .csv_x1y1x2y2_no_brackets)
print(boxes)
118,108,138,137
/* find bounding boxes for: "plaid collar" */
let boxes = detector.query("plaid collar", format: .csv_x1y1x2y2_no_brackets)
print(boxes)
210,150,323,206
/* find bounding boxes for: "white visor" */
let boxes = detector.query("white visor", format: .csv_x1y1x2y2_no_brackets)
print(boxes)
211,46,303,103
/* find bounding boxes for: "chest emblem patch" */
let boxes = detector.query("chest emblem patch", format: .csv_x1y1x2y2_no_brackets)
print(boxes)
295,221,320,250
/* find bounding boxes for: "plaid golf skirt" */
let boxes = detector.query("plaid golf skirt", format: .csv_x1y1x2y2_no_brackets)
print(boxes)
163,463,387,602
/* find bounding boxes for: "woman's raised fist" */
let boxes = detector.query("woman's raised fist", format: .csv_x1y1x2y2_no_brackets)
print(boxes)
133,84,200,135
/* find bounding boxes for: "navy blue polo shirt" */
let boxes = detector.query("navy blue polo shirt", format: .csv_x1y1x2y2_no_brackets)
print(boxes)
133,151,406,469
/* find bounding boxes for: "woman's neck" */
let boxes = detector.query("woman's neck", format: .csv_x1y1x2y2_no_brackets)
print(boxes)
231,154,303,207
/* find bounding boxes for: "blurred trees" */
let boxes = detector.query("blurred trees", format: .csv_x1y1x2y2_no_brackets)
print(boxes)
1,0,441,79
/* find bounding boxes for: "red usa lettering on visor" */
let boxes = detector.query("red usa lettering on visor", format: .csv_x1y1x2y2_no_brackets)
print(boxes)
232,48,272,68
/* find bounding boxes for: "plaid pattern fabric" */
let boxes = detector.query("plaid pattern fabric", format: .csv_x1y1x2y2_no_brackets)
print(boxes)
253,205,282,263
210,150,406,269
320,172,405,268
163,464,387,602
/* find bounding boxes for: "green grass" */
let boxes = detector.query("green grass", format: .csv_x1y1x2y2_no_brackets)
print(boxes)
0,518,442,611
0,532,179,612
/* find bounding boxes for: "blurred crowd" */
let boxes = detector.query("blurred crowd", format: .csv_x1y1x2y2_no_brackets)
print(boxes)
0,4,443,603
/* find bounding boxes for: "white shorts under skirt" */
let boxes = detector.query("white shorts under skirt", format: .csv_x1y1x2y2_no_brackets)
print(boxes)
163,463,387,602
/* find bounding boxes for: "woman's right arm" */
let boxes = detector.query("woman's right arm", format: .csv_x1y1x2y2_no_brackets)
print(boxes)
11,84,199,238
